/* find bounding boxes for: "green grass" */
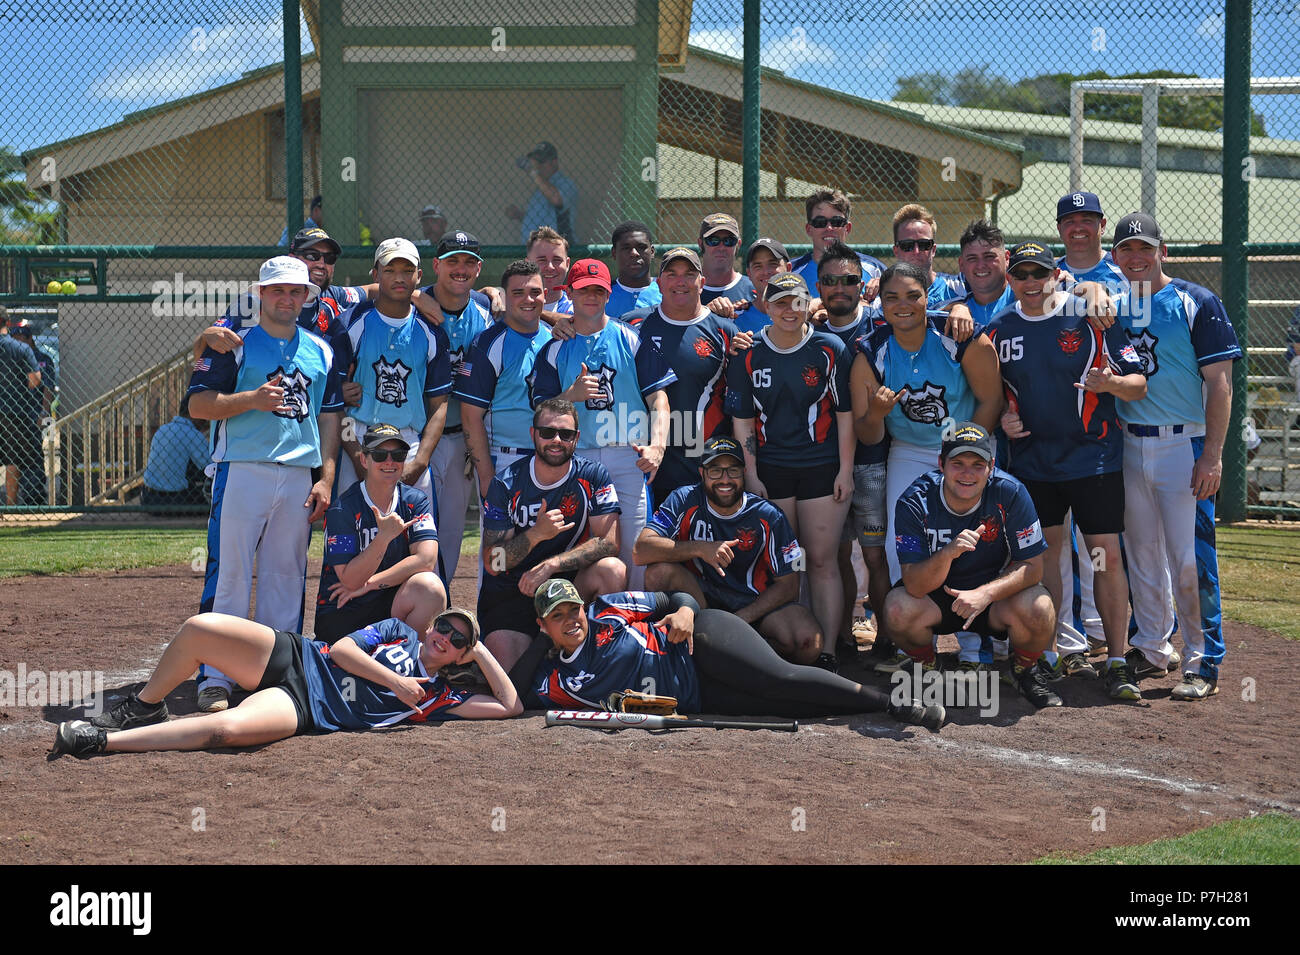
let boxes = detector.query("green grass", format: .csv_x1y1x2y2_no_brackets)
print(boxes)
1217,525,1300,641
1035,813,1300,864
0,517,483,578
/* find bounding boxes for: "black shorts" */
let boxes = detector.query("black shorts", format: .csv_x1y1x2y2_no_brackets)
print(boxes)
1021,470,1124,535
313,588,397,644
478,584,544,638
256,629,311,734
925,587,1006,639
757,460,836,501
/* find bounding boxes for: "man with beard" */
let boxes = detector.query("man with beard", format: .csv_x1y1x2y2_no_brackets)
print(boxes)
634,436,822,665
477,398,626,670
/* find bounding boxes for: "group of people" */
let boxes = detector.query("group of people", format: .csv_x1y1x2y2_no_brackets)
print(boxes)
0,308,56,506
52,185,1241,759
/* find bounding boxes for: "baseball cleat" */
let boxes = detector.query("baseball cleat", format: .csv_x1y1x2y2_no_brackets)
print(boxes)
197,685,230,712
1015,660,1064,708
1103,661,1142,701
1060,652,1098,680
51,720,108,758
92,690,168,730
1125,647,1169,681
1171,674,1218,701
888,699,945,732
1086,634,1107,653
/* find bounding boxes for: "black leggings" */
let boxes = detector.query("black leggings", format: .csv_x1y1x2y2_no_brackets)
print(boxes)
509,609,892,718
693,610,892,718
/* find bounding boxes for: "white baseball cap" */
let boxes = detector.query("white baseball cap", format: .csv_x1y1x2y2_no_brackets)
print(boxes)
373,237,422,267
254,256,319,302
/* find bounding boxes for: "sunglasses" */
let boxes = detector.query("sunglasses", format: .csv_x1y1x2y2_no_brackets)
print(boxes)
703,235,738,248
809,215,848,229
535,426,578,442
296,250,339,264
703,465,744,480
1010,267,1053,281
365,449,405,462
820,274,862,287
434,618,472,649
895,239,935,252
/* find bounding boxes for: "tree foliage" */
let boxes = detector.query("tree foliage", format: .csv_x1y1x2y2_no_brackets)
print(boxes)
1,146,59,245
895,68,1267,137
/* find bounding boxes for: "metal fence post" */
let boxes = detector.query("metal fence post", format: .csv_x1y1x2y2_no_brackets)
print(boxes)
742,0,760,247
284,0,303,246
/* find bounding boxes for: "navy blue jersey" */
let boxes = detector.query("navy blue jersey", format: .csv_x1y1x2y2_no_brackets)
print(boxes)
302,618,472,731
859,321,976,449
725,327,851,468
453,320,552,449
530,319,677,450
418,288,493,431
532,592,700,711
1115,279,1243,427
317,481,439,618
481,456,620,595
623,307,738,464
645,486,802,612
701,274,754,306
607,281,662,319
895,467,1047,591
986,297,1145,482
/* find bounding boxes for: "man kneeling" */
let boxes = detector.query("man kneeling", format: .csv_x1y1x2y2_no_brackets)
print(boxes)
884,423,1061,709
52,609,520,757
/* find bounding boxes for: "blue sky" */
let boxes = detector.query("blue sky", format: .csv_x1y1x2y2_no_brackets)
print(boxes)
2,1,1297,154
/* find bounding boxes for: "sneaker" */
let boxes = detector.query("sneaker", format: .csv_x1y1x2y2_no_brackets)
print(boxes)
1171,673,1218,701
887,699,945,732
1124,647,1168,681
952,661,990,707
873,648,913,674
1038,656,1065,682
91,690,168,730
1102,661,1142,701
1086,634,1107,653
1015,660,1064,708
812,653,839,674
51,720,107,758
865,633,895,661
197,685,230,712
1060,652,1098,680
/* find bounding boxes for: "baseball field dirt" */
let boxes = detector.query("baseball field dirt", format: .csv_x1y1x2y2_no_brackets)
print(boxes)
2,558,1296,864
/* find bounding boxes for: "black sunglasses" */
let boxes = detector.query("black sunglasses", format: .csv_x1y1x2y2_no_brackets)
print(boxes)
896,239,935,252
434,618,471,649
1010,267,1053,281
820,274,862,287
365,449,405,462
703,235,738,248
809,215,848,229
296,250,339,264
535,426,578,441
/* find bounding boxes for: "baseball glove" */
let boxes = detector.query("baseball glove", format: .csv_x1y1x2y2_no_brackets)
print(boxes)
604,689,679,716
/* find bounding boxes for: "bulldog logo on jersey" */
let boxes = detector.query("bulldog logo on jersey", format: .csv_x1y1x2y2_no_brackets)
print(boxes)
801,365,821,388
735,527,757,551
372,356,413,407
693,337,714,358
586,364,617,411
899,381,948,425
271,367,311,420
1058,328,1083,355
1127,330,1160,376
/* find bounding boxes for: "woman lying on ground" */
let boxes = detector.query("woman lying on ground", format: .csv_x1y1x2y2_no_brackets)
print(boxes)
52,608,520,757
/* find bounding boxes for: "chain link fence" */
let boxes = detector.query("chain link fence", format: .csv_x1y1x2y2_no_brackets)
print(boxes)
0,0,1296,516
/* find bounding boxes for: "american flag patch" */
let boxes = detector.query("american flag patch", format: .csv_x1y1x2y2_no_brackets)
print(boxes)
1015,521,1043,548
192,357,211,372
457,361,473,377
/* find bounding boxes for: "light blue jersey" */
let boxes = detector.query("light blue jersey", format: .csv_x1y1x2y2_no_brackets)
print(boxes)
860,324,975,449
426,291,492,430
338,304,452,433
454,321,553,450
607,281,661,319
962,285,1016,325
1059,253,1128,295
188,325,344,468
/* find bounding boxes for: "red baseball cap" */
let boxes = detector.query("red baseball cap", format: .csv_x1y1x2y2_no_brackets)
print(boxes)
566,258,611,292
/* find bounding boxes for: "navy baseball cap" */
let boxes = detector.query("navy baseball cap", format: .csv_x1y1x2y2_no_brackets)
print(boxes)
290,226,341,255
1111,212,1163,249
700,436,744,468
435,231,482,261
941,422,995,463
745,237,789,267
1007,242,1056,272
1056,191,1104,220
526,141,559,162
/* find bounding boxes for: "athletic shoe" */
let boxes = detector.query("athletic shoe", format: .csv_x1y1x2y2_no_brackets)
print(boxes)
887,699,945,732
1102,661,1142,701
1086,634,1107,653
1060,652,1098,680
1015,661,1064,709
1124,647,1169,681
865,631,895,661
197,685,230,712
51,720,107,758
873,648,912,674
812,653,839,674
91,690,168,730
1038,656,1065,683
952,661,990,706
1171,674,1218,701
